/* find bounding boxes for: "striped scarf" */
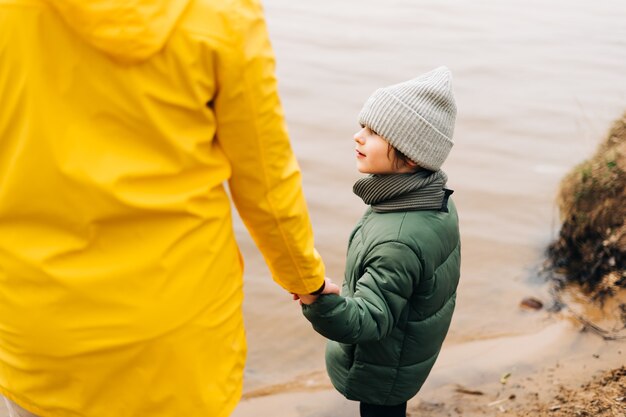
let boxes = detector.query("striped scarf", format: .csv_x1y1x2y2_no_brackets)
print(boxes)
353,170,452,213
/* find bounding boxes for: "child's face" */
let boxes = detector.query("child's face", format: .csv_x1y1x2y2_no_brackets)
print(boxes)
354,126,416,174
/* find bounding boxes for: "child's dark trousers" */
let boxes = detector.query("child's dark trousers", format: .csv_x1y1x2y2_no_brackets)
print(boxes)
360,401,407,417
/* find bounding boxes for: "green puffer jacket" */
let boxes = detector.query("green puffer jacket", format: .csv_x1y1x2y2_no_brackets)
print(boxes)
302,200,460,405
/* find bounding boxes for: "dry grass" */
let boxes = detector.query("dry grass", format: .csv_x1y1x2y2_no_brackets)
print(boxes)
407,367,626,417
516,367,626,417
548,111,626,299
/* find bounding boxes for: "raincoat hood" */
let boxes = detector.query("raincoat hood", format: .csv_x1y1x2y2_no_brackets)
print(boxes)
46,0,190,62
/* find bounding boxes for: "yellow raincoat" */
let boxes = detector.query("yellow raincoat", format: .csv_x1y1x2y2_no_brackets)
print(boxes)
0,1,325,416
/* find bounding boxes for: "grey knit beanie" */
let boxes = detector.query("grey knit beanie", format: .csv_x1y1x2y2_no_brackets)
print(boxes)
358,66,457,171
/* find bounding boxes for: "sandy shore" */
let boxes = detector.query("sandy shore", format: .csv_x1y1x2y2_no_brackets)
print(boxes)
232,339,625,417
233,291,626,417
232,364,626,417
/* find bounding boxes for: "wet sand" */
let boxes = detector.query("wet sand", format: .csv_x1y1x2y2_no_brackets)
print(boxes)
233,292,626,416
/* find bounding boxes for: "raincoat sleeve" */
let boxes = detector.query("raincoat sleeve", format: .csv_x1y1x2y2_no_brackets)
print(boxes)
301,242,420,343
213,2,325,295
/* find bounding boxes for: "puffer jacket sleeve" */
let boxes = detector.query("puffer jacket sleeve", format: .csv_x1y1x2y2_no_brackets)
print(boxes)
213,1,325,294
302,242,421,343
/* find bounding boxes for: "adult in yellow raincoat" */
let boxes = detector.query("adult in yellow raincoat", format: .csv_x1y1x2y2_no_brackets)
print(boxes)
0,1,328,416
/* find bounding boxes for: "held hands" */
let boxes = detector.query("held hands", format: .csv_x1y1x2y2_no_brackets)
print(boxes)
293,277,340,305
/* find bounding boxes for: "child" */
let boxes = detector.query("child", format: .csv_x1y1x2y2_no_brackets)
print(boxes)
301,67,461,417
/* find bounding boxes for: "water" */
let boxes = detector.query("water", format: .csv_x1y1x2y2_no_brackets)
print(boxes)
237,0,626,392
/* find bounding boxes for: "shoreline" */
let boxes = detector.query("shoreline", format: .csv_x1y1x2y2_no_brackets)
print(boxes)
233,293,626,417
233,362,626,417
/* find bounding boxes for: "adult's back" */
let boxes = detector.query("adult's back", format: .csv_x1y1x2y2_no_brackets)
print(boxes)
0,1,325,416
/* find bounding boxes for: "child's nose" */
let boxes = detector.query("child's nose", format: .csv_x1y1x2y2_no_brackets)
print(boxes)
354,129,366,144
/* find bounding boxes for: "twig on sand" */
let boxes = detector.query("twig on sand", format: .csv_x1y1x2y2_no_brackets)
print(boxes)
487,398,509,407
553,290,626,341
454,385,484,396
571,311,626,341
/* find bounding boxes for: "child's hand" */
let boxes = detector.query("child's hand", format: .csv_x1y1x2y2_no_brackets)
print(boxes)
293,277,340,305
293,293,317,305
322,277,340,296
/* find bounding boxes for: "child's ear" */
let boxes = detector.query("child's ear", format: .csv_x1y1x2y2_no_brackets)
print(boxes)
406,160,418,168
